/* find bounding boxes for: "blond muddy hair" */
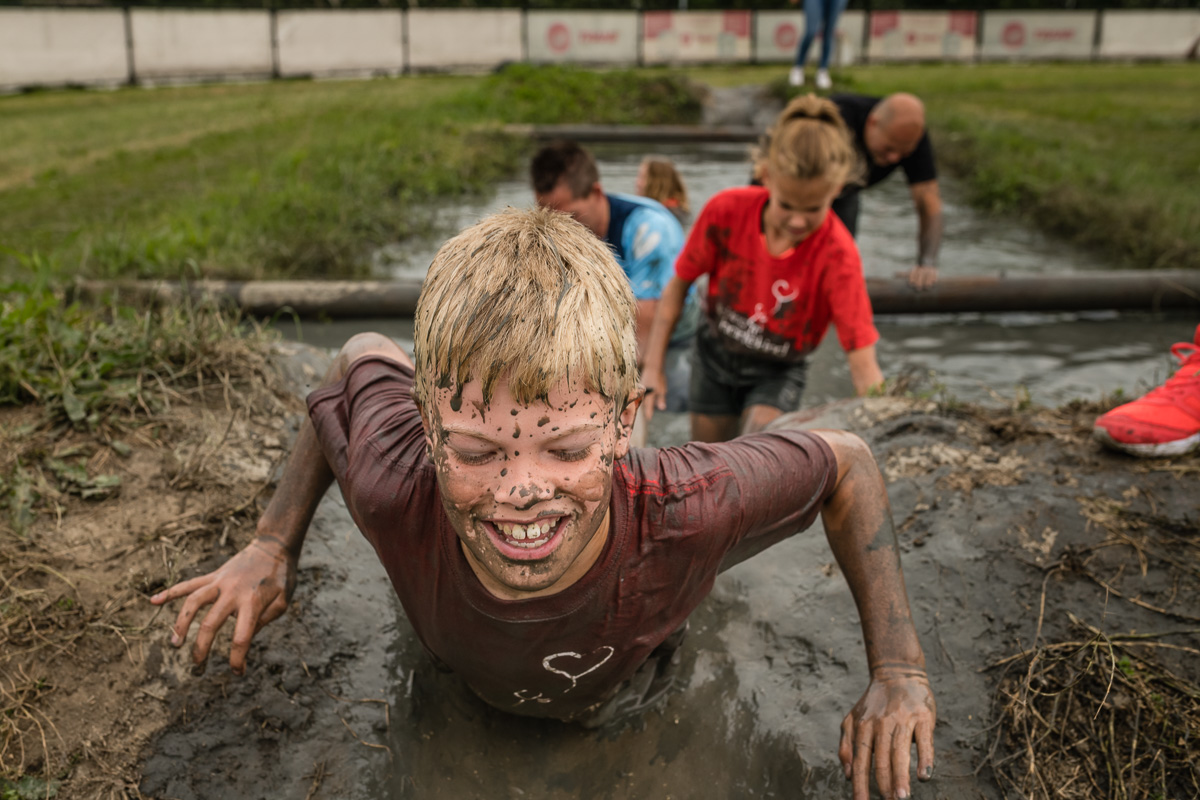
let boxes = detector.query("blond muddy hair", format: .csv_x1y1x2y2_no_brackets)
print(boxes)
755,94,863,187
413,206,639,410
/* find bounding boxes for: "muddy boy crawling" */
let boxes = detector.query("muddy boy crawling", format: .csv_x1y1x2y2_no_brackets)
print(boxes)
152,207,936,800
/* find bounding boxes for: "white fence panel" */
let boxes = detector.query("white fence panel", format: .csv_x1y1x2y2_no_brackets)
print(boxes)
0,9,128,89
642,11,752,64
131,9,272,81
1099,10,1200,59
407,9,523,70
277,11,404,77
981,11,1096,60
867,11,978,61
754,9,865,66
527,11,639,64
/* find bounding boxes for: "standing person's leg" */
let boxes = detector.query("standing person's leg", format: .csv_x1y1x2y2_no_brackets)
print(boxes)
790,0,825,87
815,0,846,89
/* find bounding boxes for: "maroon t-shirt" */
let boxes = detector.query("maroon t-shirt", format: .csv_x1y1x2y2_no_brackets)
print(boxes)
308,356,838,721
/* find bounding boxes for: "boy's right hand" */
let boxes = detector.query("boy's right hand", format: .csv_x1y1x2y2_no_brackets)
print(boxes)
150,536,297,676
640,367,669,421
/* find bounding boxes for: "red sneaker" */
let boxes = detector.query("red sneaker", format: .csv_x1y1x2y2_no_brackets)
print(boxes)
1094,324,1200,457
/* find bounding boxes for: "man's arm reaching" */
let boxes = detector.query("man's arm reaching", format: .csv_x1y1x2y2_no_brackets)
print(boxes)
786,426,937,800
906,180,943,291
150,333,412,675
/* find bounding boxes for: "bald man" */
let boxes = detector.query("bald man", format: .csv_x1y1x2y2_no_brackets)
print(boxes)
832,93,944,290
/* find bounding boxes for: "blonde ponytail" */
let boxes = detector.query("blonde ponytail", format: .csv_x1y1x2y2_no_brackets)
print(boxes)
755,94,863,187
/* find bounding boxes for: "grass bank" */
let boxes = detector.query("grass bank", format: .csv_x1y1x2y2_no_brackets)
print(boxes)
699,62,1200,272
0,65,702,283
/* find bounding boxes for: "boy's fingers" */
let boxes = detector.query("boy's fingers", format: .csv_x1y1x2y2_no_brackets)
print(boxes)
191,596,234,666
891,723,914,799
873,725,895,800
170,583,219,647
151,574,209,605
915,719,935,780
838,716,854,778
851,726,873,800
229,599,261,676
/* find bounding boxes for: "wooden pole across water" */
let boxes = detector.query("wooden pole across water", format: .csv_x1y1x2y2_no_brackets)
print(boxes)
74,272,1200,318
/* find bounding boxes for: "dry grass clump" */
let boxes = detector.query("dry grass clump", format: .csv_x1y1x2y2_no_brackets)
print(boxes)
984,613,1200,800
983,469,1200,800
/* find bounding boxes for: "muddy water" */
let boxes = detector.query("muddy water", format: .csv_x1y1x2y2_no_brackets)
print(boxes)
221,148,1196,799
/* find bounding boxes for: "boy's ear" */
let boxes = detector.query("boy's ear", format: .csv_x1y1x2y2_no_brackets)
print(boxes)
614,389,645,460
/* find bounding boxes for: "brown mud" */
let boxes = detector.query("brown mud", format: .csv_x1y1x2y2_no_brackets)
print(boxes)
4,344,1198,799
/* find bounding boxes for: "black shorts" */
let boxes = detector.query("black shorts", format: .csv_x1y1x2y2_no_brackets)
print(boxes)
689,324,807,417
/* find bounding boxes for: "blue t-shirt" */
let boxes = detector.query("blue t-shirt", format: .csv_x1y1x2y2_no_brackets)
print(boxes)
604,193,698,342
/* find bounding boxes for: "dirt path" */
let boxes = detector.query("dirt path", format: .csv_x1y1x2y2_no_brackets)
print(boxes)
3,344,1196,799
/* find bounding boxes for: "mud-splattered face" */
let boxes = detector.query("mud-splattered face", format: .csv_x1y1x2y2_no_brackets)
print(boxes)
762,170,843,249
422,374,639,599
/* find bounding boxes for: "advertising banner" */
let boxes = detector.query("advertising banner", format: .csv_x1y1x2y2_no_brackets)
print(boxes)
527,11,638,64
131,9,272,80
1099,10,1200,59
407,9,523,70
0,9,127,89
981,12,1096,60
867,11,978,61
277,11,404,77
642,11,752,64
754,10,866,66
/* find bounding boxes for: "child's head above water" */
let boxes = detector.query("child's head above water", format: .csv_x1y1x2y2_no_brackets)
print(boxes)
757,94,863,189
636,158,690,213
412,206,640,413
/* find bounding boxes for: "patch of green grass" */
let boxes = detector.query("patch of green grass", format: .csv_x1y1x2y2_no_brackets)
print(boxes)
0,66,703,283
761,62,1200,271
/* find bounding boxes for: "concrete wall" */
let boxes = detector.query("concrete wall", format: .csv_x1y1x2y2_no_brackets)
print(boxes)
980,11,1097,61
131,9,272,81
1098,10,1200,59
407,9,522,71
4,7,1199,90
868,11,978,61
276,11,405,78
754,9,865,67
526,11,639,65
642,11,752,64
0,8,128,90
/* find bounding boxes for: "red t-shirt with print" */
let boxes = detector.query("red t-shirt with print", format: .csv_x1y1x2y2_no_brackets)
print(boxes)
307,356,839,723
676,185,878,363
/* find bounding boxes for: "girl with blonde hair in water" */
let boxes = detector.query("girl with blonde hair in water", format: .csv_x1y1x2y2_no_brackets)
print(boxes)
641,94,883,443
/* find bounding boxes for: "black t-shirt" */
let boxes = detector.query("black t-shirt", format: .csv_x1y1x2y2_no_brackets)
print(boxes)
833,93,937,192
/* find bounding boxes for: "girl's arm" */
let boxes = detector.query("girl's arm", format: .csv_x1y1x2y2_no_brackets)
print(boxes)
640,275,693,420
847,344,884,396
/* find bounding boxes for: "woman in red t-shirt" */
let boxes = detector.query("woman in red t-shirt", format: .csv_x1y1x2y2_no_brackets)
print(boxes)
642,94,884,443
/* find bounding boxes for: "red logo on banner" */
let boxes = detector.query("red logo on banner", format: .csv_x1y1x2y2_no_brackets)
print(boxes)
775,23,798,50
949,11,977,37
644,12,673,39
1002,21,1026,48
871,11,899,37
548,23,571,53
722,11,751,37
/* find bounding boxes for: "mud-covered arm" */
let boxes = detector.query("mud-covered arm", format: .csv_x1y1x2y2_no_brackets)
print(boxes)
905,180,943,291
150,333,412,675
807,428,936,800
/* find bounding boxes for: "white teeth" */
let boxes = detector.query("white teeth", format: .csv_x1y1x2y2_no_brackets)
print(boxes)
497,520,556,543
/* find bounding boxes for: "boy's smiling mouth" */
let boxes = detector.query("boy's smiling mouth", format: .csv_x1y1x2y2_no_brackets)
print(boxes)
481,515,568,558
